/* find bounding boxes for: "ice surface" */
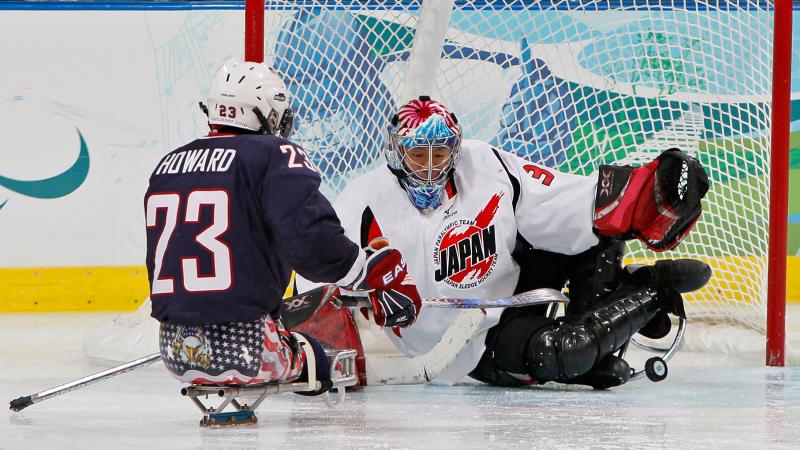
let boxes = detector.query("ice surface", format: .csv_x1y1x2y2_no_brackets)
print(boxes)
2,313,799,449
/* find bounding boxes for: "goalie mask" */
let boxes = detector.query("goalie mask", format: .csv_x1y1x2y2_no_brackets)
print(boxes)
204,60,295,138
385,96,462,211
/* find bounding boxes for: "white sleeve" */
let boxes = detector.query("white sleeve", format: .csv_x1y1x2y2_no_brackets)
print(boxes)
495,149,599,255
332,181,368,247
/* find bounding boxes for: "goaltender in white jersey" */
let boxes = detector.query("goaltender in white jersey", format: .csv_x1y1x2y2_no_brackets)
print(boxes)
298,96,709,389
334,142,597,384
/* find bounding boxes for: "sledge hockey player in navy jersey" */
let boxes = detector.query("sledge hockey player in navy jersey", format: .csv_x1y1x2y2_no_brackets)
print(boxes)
300,96,710,389
144,61,421,387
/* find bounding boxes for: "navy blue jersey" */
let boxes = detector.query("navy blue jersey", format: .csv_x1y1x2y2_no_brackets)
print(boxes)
145,133,359,325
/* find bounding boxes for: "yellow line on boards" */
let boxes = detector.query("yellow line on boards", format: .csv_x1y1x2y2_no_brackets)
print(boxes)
0,266,149,313
789,256,800,302
0,258,798,313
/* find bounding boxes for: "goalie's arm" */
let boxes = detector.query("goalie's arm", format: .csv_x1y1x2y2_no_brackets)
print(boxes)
495,146,708,253
493,147,599,255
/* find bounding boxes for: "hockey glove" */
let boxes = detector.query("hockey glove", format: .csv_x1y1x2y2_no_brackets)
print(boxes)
348,238,407,291
347,237,422,328
593,148,709,251
368,284,421,328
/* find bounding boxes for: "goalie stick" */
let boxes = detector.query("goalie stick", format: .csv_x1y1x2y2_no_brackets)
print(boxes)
280,285,568,329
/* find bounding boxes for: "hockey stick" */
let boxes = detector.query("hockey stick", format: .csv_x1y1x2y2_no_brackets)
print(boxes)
339,287,568,309
363,309,485,385
10,353,161,412
280,285,568,329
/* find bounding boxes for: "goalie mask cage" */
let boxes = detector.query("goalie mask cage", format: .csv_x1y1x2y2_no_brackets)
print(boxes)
240,0,791,365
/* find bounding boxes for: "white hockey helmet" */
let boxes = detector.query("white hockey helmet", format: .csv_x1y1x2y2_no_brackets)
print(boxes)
205,60,294,137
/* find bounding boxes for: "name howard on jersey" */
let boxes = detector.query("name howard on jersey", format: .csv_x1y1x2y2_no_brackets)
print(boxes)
154,148,237,175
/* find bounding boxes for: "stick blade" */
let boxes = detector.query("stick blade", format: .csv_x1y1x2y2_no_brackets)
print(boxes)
511,288,570,307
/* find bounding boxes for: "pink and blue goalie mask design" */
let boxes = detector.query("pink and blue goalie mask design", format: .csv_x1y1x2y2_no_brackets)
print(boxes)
386,99,462,211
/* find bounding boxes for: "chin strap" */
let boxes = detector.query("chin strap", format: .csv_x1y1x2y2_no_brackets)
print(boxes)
252,106,272,135
253,106,295,138
199,102,212,132
386,165,455,211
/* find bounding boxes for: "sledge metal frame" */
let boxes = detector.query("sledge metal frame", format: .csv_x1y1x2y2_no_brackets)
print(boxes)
182,349,358,426
623,317,687,381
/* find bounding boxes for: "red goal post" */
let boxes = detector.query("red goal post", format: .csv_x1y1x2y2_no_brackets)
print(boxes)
767,0,791,366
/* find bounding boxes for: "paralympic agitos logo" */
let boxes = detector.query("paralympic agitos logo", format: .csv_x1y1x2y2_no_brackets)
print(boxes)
0,128,90,210
433,193,503,289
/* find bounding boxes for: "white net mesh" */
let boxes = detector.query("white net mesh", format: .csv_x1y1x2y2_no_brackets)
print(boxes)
263,0,775,333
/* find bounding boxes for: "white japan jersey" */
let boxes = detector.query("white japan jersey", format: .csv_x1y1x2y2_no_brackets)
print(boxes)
333,140,599,384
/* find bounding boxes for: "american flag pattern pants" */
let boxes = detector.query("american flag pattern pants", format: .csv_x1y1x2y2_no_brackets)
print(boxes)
159,315,305,385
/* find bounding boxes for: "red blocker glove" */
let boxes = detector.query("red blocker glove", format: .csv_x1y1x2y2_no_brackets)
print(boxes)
347,238,422,328
594,148,709,251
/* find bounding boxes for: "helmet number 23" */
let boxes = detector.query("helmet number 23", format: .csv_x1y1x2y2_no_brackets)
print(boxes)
218,104,237,118
146,190,232,295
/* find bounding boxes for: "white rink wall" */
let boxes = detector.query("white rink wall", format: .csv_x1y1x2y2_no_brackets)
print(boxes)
1,4,798,314
0,10,241,267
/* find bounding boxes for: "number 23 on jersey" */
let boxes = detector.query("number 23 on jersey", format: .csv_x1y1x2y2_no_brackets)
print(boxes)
146,190,232,295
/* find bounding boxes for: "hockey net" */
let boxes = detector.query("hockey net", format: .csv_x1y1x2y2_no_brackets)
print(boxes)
84,0,790,364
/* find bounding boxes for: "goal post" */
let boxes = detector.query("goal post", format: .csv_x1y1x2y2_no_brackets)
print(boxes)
245,0,265,63
767,0,791,367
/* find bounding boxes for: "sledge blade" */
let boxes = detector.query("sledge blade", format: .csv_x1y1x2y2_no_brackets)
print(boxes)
201,410,257,427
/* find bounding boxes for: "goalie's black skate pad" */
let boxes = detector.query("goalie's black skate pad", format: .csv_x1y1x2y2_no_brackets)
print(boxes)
627,259,711,294
654,259,712,293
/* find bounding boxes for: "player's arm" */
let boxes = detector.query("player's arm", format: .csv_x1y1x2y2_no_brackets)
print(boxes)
293,191,365,294
493,147,600,255
259,150,362,285
496,146,708,253
262,145,420,327
593,148,708,251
